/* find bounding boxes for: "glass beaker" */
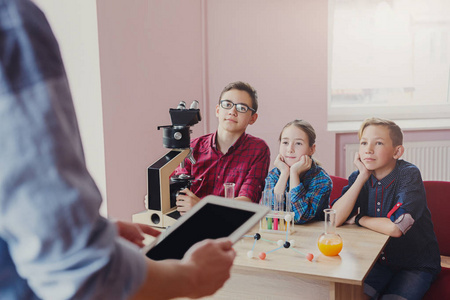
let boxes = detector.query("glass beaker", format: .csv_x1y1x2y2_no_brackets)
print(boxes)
223,182,235,199
318,209,343,256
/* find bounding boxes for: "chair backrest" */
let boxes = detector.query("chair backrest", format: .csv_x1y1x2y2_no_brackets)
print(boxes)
329,175,349,206
424,181,450,256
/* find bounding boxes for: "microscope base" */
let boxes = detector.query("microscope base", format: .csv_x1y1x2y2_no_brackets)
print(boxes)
132,209,179,228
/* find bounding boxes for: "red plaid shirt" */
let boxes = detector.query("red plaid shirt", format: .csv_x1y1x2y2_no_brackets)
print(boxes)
175,132,270,203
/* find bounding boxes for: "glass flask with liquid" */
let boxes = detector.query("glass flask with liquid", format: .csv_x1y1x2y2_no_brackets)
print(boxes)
318,209,343,256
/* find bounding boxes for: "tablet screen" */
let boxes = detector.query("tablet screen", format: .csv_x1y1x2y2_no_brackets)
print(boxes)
146,202,255,260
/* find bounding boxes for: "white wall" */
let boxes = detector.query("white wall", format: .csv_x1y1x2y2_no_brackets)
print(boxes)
33,0,107,216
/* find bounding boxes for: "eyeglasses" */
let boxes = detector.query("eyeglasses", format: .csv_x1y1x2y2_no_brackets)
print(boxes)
220,100,255,113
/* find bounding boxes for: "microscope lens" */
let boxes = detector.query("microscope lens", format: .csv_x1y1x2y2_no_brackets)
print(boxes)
177,101,186,109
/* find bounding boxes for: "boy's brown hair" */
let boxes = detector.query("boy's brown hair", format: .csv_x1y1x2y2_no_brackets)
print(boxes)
219,81,258,114
358,117,403,146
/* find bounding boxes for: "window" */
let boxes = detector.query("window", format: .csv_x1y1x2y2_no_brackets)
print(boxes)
329,0,450,130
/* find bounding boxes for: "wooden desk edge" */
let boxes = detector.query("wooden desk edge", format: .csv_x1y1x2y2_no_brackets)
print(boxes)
232,262,365,286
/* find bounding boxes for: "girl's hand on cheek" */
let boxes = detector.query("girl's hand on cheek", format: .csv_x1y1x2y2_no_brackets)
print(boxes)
291,155,312,177
274,154,290,174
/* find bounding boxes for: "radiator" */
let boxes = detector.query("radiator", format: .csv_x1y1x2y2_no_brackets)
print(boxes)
344,141,450,181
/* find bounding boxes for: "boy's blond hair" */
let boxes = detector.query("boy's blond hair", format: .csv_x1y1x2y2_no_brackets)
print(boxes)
358,117,403,147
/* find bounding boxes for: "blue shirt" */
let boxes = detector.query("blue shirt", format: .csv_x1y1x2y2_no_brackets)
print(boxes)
333,160,441,276
264,160,332,224
0,1,146,299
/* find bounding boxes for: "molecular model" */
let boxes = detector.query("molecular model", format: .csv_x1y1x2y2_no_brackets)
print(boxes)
244,213,314,262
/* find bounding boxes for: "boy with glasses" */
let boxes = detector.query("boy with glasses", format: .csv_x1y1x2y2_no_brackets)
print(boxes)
175,81,270,214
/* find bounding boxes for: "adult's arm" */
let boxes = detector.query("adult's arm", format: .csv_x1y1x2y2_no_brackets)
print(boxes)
0,2,146,298
130,238,235,300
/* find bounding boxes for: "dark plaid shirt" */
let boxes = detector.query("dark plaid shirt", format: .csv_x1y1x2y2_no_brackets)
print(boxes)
175,131,270,202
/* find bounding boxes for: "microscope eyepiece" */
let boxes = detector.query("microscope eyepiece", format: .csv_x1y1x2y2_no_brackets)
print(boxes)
190,100,199,109
177,101,186,110
159,100,202,149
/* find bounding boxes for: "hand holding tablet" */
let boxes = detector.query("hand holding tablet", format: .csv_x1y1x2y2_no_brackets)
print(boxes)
142,195,270,260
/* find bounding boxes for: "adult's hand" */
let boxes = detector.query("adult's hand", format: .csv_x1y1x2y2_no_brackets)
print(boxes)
182,238,236,298
116,221,160,248
129,238,235,300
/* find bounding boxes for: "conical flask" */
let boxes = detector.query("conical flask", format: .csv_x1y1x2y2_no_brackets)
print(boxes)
318,209,343,256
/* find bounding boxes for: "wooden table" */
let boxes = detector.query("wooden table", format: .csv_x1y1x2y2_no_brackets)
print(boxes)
202,221,390,300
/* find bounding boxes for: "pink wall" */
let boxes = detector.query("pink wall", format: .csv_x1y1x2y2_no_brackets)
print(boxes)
97,1,449,221
205,0,333,175
97,0,331,220
97,0,205,220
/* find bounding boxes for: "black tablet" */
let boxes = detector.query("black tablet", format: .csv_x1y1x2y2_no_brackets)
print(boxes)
142,195,269,260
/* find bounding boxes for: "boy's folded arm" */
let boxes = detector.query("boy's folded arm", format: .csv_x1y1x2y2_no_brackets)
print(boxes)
332,175,367,226
359,216,403,237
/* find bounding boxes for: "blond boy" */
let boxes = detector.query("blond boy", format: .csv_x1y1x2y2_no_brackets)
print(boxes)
331,118,440,299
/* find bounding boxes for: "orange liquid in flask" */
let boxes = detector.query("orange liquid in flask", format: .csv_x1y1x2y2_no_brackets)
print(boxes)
318,237,343,256
317,209,343,256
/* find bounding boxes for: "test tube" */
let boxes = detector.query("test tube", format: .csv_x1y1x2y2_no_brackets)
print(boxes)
285,192,292,231
265,190,272,230
274,194,284,231
260,190,268,230
279,216,285,231
285,192,292,213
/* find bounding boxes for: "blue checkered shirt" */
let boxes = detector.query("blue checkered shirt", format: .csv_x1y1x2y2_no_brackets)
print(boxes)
264,160,332,224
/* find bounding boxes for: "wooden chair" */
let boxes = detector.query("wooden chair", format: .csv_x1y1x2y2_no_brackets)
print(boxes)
422,181,450,299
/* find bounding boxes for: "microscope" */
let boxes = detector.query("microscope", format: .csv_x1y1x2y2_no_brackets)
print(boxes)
132,101,201,228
